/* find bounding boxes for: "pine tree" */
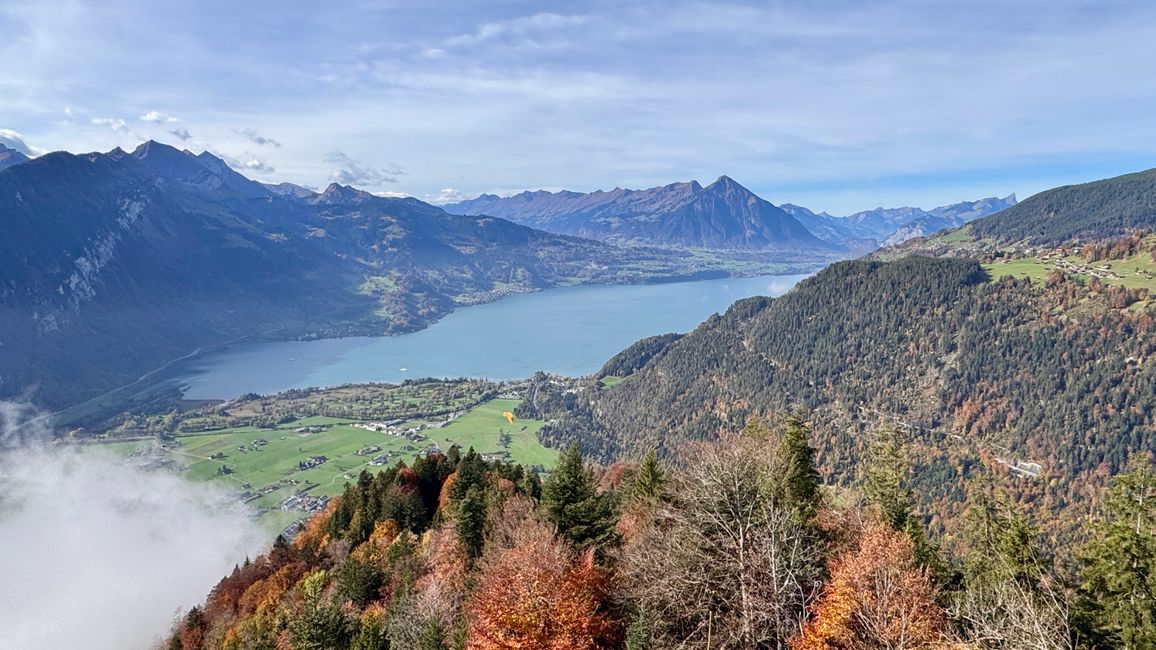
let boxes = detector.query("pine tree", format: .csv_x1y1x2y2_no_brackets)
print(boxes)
1075,456,1156,649
451,447,486,502
864,427,914,530
774,415,822,522
634,450,666,499
456,485,488,561
542,444,617,550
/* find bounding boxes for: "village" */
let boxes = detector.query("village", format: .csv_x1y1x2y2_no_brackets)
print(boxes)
98,388,556,537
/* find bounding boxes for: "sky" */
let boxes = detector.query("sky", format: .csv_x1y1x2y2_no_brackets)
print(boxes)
2,0,1155,214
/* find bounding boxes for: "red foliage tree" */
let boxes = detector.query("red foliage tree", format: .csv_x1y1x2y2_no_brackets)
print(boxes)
794,520,953,650
466,509,616,649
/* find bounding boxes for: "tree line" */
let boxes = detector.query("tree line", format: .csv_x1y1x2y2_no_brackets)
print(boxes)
165,414,1155,649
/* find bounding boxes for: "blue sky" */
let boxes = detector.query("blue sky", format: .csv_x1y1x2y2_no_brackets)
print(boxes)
2,0,1155,214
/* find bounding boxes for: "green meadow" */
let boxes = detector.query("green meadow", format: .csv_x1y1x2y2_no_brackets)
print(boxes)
97,398,554,532
984,250,1156,293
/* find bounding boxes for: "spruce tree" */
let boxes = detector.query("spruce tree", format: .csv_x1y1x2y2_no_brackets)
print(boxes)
456,485,488,561
542,444,617,550
864,426,914,530
1075,456,1156,649
774,415,822,522
451,447,486,502
635,450,666,499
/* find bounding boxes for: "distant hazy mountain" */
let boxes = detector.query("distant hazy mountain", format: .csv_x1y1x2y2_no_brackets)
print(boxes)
0,144,30,171
779,204,879,255
449,178,1014,253
445,176,837,252
0,141,699,409
784,195,1017,250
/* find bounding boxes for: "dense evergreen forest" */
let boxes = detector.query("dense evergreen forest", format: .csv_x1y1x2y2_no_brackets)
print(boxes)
539,256,1155,547
966,167,1156,245
166,418,1155,649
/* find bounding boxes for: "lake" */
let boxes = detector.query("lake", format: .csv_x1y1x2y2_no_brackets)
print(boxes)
177,273,809,400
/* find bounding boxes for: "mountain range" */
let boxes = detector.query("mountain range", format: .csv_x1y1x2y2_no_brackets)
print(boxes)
446,176,833,252
783,195,1017,251
536,166,1156,545
0,141,732,409
446,177,1015,253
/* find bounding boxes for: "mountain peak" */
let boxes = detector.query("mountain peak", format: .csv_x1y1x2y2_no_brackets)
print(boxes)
706,175,748,192
131,139,183,159
314,182,376,205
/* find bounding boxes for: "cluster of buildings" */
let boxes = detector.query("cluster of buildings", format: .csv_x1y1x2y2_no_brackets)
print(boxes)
1040,254,1124,280
353,419,430,443
297,455,327,470
281,494,330,513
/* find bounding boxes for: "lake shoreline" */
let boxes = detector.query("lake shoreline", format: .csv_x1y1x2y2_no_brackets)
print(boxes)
52,268,817,430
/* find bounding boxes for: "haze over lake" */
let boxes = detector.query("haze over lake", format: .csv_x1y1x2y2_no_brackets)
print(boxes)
178,273,808,400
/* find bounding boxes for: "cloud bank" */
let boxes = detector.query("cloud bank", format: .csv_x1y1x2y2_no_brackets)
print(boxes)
0,128,41,156
0,406,266,649
327,150,403,186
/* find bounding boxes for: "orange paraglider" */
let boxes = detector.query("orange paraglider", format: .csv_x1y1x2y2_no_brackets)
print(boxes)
502,411,515,424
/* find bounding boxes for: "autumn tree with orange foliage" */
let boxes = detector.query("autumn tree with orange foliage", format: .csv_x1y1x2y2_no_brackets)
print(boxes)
794,519,953,650
466,498,617,650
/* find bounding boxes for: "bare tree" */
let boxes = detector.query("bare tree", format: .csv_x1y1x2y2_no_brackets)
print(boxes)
620,432,826,649
950,556,1073,650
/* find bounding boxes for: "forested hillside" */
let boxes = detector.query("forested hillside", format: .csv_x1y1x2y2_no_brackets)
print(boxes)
962,167,1156,245
166,421,1156,649
539,256,1155,545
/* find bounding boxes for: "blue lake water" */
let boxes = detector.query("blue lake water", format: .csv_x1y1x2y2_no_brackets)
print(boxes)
177,273,809,400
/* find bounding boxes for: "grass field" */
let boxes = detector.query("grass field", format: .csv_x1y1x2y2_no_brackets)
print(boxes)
984,250,1156,294
423,399,557,468
982,258,1055,283
96,398,554,532
599,375,626,388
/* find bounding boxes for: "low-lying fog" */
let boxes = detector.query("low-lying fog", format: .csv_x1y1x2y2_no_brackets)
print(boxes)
1,401,266,649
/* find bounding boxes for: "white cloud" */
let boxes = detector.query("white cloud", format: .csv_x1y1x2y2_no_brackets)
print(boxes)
140,110,179,123
444,12,590,48
236,127,281,148
327,150,402,186
425,188,471,204
90,116,135,136
218,150,275,173
0,447,266,649
374,190,412,199
0,128,42,156
0,403,266,650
